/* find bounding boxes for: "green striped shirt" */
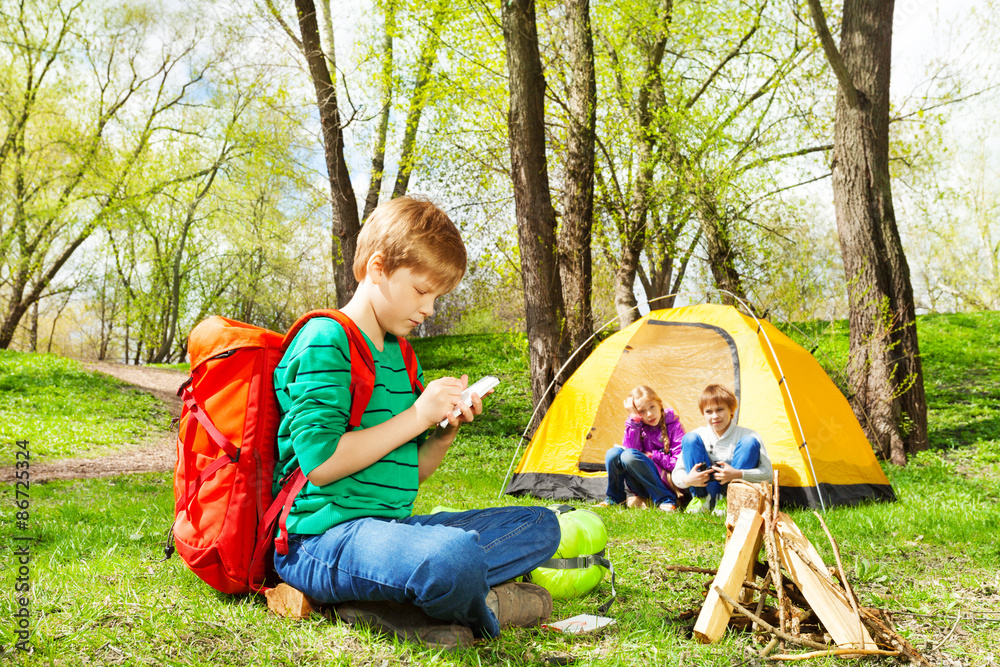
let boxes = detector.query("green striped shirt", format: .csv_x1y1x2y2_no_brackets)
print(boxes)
273,317,425,535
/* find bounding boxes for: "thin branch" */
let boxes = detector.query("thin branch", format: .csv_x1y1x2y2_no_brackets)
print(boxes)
713,586,832,651
263,0,303,51
805,0,859,107
768,647,901,661
814,511,864,644
685,0,766,109
891,82,1000,123
738,145,833,175
737,172,832,217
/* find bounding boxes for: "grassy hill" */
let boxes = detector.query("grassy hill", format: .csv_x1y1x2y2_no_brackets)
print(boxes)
1,312,998,665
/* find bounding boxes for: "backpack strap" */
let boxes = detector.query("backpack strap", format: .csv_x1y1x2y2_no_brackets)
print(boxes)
398,336,425,395
282,309,376,429
175,388,242,515
264,468,308,561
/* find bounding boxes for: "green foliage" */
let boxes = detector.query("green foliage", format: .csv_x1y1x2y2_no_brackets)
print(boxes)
0,351,170,465
3,314,1000,664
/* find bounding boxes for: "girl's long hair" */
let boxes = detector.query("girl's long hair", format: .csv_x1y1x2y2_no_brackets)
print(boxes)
628,385,670,440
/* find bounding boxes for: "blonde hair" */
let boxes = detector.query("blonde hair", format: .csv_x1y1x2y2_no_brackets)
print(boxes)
353,196,467,292
698,384,738,413
629,385,669,437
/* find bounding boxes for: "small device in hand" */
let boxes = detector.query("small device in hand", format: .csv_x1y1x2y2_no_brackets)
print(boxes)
439,375,500,428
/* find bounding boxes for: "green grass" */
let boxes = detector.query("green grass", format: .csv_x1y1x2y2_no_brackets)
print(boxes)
2,313,1000,665
148,362,192,372
0,351,172,466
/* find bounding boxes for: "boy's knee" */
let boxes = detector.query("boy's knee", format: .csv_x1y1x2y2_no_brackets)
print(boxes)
411,530,487,597
681,432,702,448
498,506,560,556
733,435,762,467
533,507,561,555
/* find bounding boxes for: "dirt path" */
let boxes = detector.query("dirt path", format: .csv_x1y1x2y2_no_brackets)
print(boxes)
30,363,188,483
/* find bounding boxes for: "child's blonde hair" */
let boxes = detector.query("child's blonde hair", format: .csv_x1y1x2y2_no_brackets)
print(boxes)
698,384,738,413
353,196,467,292
629,385,670,437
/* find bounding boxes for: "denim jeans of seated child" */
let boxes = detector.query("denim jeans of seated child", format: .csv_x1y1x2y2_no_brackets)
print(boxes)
680,432,762,499
274,505,560,638
604,446,677,506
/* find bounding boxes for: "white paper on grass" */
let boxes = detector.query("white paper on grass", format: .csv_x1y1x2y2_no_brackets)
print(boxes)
541,614,616,634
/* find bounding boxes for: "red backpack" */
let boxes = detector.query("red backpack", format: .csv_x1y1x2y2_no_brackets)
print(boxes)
168,310,423,594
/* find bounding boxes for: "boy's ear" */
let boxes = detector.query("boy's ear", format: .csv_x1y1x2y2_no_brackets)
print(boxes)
367,253,385,284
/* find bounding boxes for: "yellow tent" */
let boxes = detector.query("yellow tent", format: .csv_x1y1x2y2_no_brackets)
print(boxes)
504,304,894,509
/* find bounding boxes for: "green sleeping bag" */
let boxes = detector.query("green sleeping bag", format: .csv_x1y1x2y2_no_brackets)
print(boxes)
529,505,616,610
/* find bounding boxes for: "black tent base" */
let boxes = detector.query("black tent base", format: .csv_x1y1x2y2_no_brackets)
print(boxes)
504,472,896,510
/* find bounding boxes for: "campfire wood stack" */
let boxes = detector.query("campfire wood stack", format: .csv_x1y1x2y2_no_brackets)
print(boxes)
687,473,931,663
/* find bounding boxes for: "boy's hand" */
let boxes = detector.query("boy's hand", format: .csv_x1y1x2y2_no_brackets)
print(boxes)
686,462,713,487
414,376,465,427
440,374,488,430
711,462,742,485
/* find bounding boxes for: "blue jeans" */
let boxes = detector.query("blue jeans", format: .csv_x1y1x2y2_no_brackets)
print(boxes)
274,506,560,638
604,446,677,506
681,432,762,499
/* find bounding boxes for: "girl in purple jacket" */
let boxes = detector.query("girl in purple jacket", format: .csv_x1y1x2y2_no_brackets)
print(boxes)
598,385,685,512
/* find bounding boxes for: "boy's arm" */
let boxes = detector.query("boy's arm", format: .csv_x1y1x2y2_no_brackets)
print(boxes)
307,376,465,487
416,386,483,482
280,319,463,487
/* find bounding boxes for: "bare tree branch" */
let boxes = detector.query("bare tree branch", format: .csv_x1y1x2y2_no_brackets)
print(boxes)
805,0,859,108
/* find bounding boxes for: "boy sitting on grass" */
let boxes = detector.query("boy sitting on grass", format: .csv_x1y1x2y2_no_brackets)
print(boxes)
672,384,773,516
272,196,560,648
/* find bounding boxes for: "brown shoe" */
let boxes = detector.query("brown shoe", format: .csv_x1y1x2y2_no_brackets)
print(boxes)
334,600,474,650
485,582,553,628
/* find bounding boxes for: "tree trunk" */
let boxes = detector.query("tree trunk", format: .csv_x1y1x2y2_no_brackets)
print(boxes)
818,0,927,462
612,220,645,326
557,0,596,365
502,0,566,421
294,0,360,307
698,190,749,306
639,207,697,310
29,300,38,352
610,0,671,328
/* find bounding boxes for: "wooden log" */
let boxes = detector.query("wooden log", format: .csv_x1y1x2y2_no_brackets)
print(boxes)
774,512,875,650
726,482,766,605
726,481,765,537
693,508,764,643
740,528,764,605
265,583,318,619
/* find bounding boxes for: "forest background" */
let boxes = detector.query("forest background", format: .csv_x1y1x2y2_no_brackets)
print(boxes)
2,0,998,454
